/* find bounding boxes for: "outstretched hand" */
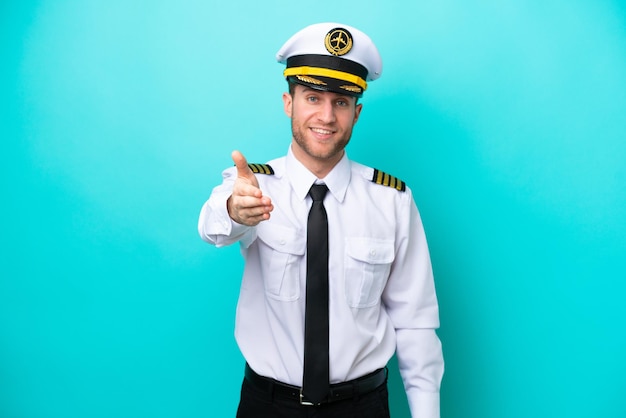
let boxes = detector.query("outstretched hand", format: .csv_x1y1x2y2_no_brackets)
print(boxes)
227,150,274,226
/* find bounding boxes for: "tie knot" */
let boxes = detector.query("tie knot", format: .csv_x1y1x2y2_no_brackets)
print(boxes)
309,184,328,202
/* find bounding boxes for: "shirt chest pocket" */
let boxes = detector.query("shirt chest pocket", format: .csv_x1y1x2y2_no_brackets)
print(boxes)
257,223,305,301
344,238,395,308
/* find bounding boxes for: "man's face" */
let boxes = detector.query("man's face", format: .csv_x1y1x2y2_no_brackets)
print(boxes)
283,84,362,173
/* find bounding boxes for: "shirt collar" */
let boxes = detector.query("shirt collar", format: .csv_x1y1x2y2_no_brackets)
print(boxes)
286,146,351,202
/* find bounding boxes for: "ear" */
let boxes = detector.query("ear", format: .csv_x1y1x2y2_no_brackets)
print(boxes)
282,92,293,118
353,103,363,126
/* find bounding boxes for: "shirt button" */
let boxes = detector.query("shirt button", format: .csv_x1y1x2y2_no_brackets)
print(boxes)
370,249,376,257
279,239,286,245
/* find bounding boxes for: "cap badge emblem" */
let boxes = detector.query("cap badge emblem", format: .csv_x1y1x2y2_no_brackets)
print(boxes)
324,28,353,56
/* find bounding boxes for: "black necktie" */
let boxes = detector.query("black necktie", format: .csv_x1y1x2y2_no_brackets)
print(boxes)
302,184,330,404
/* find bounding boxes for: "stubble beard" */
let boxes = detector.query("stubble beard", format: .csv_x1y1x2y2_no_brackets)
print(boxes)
291,119,352,162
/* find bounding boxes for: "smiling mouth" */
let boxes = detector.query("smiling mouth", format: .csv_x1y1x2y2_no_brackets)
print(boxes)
311,127,335,135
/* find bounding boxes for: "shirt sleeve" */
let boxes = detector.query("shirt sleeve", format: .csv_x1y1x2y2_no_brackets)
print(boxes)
197,167,257,248
382,190,444,418
396,328,444,418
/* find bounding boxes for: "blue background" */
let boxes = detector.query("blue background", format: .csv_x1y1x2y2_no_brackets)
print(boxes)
2,1,625,417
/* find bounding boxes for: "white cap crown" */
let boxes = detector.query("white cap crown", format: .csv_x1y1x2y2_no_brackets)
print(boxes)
276,23,382,97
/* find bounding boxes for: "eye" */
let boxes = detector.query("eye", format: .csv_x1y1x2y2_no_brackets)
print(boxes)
336,99,349,107
306,95,319,103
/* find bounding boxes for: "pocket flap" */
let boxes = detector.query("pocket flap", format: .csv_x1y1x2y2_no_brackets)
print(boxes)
257,222,305,255
345,237,395,264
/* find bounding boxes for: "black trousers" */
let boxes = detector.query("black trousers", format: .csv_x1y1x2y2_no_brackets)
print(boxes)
236,377,391,418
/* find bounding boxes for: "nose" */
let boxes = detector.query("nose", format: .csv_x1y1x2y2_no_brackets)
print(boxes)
317,99,336,124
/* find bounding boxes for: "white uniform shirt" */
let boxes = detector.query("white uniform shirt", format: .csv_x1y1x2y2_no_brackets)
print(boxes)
198,147,444,418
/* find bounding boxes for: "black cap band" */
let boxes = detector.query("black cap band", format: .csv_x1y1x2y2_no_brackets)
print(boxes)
286,54,368,80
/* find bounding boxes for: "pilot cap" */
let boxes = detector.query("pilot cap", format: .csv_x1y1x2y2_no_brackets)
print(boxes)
276,22,382,97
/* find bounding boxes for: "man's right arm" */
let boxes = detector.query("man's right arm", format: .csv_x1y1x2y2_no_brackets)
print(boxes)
197,150,273,248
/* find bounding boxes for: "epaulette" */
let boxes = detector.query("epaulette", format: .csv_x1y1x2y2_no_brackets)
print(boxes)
247,163,274,175
371,168,406,192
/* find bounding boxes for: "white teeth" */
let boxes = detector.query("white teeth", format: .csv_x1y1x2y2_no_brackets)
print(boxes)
312,128,333,135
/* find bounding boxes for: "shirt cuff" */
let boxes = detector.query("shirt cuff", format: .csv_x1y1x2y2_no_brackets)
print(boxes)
406,390,440,418
198,191,255,247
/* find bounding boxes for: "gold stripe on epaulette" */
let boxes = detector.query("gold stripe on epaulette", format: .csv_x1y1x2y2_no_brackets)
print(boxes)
247,163,274,175
372,169,406,192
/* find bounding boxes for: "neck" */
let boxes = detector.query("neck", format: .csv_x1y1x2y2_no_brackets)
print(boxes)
290,142,344,179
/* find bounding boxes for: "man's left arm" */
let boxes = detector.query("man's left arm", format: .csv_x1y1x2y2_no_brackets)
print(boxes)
395,328,443,418
383,190,444,418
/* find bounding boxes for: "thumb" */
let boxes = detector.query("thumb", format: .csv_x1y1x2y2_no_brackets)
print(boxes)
231,150,258,185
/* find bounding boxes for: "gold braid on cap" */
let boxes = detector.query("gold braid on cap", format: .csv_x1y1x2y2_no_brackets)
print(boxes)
296,75,327,86
340,85,362,93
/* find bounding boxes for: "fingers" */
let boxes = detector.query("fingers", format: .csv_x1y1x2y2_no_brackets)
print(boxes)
228,194,274,226
232,150,259,188
228,150,273,226
231,150,249,174
233,176,263,199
